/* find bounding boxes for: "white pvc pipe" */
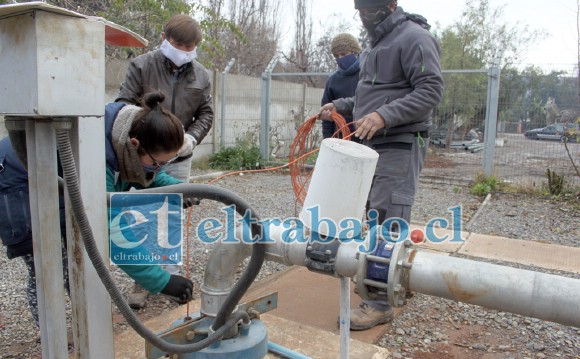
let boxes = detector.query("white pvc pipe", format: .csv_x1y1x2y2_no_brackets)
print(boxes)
409,250,580,328
299,139,378,237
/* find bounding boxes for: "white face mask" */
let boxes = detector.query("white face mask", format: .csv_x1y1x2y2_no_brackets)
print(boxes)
160,39,197,67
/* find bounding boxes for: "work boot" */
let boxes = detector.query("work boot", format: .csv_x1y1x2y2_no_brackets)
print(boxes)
128,283,149,309
349,302,394,331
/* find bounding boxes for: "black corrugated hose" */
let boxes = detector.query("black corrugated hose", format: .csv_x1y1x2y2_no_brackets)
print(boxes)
137,183,266,331
56,129,266,353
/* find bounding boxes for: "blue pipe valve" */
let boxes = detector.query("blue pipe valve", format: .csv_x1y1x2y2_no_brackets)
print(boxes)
355,235,397,302
366,239,395,284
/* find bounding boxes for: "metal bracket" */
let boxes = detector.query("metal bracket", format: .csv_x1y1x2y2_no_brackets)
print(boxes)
145,292,278,359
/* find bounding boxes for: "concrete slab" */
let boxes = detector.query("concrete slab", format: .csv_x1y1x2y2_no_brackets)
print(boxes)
244,266,399,345
458,233,580,273
114,301,197,359
263,314,389,359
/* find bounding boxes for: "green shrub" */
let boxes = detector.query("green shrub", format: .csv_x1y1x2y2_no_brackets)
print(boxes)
209,140,261,170
545,168,565,196
469,173,499,196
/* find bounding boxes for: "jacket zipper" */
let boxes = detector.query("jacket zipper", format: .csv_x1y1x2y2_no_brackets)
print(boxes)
171,71,179,113
419,45,425,72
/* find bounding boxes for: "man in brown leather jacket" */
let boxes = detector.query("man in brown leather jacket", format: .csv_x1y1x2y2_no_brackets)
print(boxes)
116,14,214,182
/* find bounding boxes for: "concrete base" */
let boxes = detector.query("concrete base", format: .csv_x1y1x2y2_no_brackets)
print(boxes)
243,266,402,344
459,233,580,273
113,290,389,359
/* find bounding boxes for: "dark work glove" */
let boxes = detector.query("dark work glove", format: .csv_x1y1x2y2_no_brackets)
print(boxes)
161,274,193,304
183,197,201,209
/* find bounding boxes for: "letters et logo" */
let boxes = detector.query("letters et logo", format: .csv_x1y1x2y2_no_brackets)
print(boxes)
109,193,182,266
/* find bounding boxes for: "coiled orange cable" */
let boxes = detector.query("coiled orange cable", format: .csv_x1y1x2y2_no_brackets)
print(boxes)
208,111,352,204
289,111,352,204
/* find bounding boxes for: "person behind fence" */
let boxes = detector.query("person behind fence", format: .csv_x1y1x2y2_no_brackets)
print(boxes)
0,91,195,326
321,33,362,142
116,13,213,303
319,0,444,330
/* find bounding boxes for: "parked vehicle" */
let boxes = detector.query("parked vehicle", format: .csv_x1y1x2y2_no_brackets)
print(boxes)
524,123,578,142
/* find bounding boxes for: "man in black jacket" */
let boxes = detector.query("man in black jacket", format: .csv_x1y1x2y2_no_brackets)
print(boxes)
321,33,362,141
320,0,444,330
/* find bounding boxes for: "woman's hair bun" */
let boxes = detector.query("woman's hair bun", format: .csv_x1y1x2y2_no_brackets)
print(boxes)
143,91,166,109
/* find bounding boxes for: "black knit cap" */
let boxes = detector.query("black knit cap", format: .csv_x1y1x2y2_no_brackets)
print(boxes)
354,0,390,10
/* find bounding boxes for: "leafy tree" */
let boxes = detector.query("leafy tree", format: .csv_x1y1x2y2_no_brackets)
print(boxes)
435,0,544,142
449,0,542,69
0,0,242,70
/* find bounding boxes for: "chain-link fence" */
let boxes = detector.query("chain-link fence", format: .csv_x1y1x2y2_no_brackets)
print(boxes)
425,69,580,188
423,70,492,184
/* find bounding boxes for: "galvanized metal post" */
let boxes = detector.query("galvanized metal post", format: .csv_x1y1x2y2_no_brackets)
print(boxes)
260,56,279,160
25,119,69,359
483,58,501,176
220,58,236,150
64,117,114,358
211,70,219,155
301,83,307,123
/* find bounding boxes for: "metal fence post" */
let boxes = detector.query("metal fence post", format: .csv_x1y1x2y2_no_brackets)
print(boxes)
220,58,236,150
260,56,279,160
483,58,502,176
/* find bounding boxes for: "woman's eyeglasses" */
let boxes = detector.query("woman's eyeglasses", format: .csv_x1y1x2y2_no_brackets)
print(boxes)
143,149,178,173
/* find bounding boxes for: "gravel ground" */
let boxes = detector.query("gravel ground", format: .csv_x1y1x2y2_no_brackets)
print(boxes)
0,171,579,358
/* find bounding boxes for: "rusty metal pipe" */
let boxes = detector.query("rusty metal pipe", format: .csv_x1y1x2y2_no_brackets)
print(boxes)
408,250,580,328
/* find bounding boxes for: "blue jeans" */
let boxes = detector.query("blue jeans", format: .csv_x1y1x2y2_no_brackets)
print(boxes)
22,241,69,327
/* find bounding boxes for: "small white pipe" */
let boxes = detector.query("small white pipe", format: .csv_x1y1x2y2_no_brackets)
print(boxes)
339,277,350,359
409,250,580,327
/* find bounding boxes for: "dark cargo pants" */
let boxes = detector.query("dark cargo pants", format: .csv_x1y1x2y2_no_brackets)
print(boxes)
363,132,428,311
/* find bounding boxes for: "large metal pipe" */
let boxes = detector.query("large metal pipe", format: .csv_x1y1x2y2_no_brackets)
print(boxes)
208,223,580,329
201,237,252,317
408,250,580,328
200,242,252,317
263,225,309,267
263,224,359,279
